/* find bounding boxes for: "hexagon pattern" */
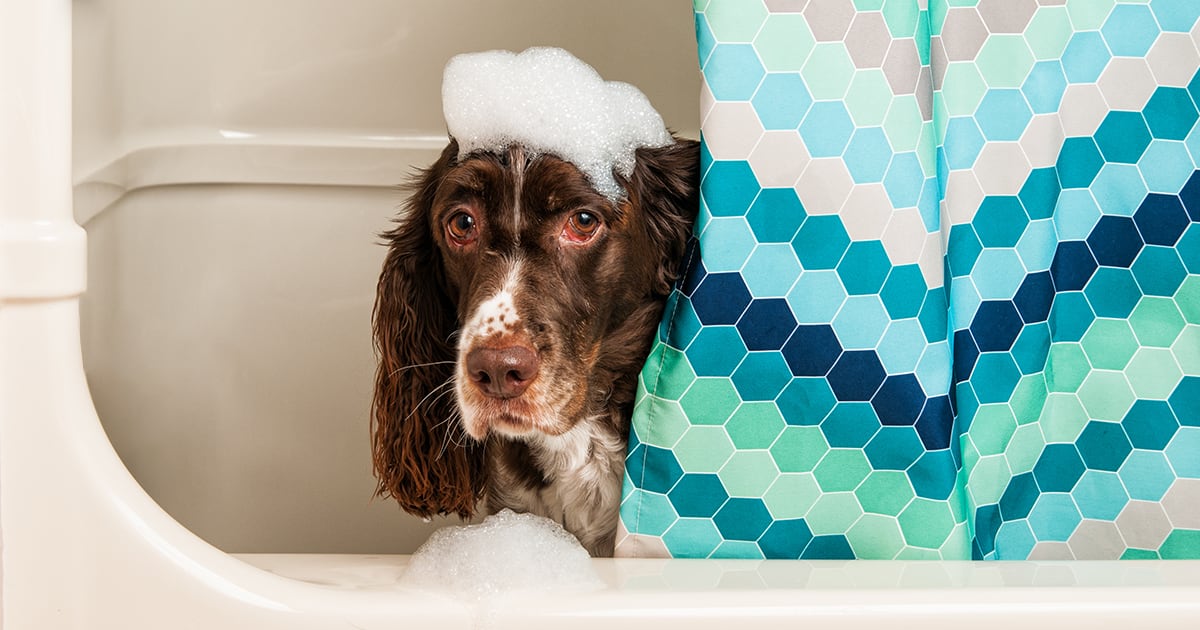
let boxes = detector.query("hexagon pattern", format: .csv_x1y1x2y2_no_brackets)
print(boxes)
617,0,1200,561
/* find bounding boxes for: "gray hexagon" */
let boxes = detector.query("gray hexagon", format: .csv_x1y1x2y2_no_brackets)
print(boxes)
803,0,855,42
882,38,921,95
1115,500,1172,550
930,36,949,89
1067,520,1126,560
844,12,891,68
978,0,1037,33
1162,479,1200,530
764,0,809,12
1027,541,1075,560
916,66,933,122
941,8,989,61
1036,0,1066,5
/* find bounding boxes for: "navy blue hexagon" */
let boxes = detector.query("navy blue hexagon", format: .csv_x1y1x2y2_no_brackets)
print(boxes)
781,324,843,377
915,395,953,450
1134,193,1190,247
827,350,887,401
970,301,1024,352
737,298,798,351
692,273,753,325
1087,215,1145,268
1050,240,1098,291
871,374,926,426
1013,270,1054,324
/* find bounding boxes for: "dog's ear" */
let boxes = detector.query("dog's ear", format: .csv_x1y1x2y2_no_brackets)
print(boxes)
372,140,486,519
624,137,701,294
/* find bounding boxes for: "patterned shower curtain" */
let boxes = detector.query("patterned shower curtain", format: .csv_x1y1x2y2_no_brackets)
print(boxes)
617,0,1200,560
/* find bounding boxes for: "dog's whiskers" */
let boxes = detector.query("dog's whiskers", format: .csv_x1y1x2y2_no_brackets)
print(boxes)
387,360,456,379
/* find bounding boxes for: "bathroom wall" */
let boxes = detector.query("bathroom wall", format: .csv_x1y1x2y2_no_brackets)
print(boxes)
73,0,700,553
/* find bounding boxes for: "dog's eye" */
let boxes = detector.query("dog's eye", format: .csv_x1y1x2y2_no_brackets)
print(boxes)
446,211,478,245
563,211,601,243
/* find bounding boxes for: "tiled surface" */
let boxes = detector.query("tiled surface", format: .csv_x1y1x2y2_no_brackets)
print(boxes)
617,0,1200,560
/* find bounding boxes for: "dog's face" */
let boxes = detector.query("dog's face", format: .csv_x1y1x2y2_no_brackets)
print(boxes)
430,146,660,440
372,138,698,519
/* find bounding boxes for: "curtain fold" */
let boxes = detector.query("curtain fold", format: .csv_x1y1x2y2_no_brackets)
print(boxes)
617,0,1200,560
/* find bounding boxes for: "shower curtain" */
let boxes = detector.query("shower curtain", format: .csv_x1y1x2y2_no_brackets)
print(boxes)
617,0,1200,560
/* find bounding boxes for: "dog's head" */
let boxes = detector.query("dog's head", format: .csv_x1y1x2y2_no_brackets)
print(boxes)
372,138,698,518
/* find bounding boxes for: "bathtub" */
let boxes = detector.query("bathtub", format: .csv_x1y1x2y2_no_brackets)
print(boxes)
2,0,1199,627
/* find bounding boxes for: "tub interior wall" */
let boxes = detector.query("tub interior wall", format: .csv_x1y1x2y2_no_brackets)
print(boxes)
74,0,700,553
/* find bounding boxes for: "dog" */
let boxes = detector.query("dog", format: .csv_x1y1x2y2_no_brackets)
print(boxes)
371,137,698,556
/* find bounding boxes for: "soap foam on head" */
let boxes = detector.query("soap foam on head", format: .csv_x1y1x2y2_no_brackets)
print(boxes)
399,509,604,601
442,47,672,200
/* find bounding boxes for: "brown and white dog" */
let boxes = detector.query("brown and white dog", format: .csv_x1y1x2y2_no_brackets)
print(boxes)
371,138,698,556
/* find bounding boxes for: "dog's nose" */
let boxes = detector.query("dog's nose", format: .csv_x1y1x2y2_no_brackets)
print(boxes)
465,346,540,399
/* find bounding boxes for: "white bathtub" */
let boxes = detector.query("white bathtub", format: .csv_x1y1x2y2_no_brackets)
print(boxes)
2,1,1199,627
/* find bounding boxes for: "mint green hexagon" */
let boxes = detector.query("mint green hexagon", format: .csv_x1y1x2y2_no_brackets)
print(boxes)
674,426,735,473
1007,423,1047,474
856,470,915,516
813,449,873,492
680,377,741,426
725,402,786,449
805,492,864,535
1130,297,1187,347
1125,348,1184,400
847,514,905,559
802,43,856,100
1046,343,1091,393
718,451,780,497
941,62,989,116
970,404,1018,455
770,426,830,473
845,69,894,127
638,397,691,449
1011,373,1049,425
899,498,956,549
882,0,920,37
763,473,821,519
1082,319,1140,370
1066,0,1115,31
1041,392,1090,443
1024,6,1073,60
653,345,696,400
968,455,1012,505
1178,276,1200,324
884,94,924,151
1077,371,1136,422
976,35,1035,88
1173,326,1200,374
704,0,768,43
754,14,815,72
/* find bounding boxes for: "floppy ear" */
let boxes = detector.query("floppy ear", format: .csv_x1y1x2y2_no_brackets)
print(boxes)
624,137,702,294
372,141,486,519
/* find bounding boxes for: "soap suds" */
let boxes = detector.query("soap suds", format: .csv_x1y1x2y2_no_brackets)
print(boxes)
442,47,672,199
399,509,604,601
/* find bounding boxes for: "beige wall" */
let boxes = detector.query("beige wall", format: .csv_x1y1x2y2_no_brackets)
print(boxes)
74,0,700,553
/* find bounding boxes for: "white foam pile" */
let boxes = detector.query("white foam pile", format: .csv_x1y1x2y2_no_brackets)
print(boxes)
399,509,604,601
442,47,672,199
